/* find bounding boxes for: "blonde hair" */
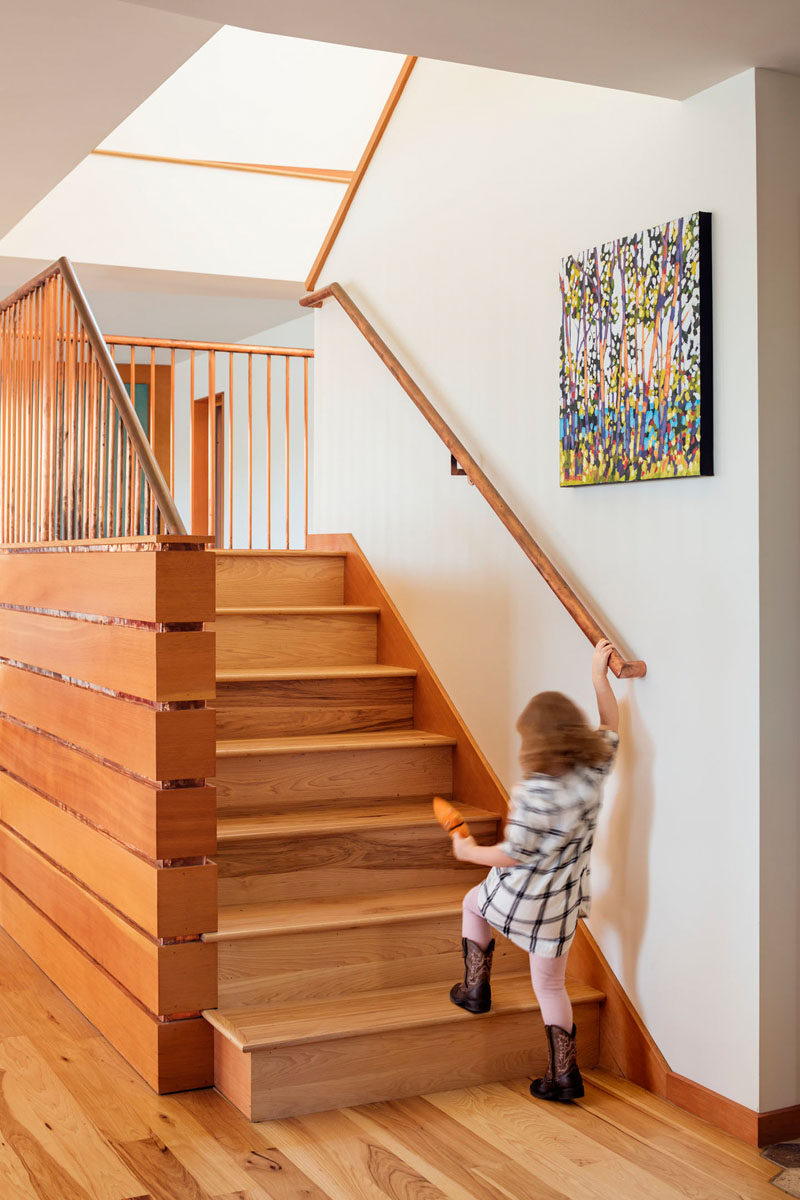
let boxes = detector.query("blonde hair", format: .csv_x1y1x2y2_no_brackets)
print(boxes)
516,691,613,778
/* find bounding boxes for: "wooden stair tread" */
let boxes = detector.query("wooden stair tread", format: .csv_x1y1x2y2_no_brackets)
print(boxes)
216,605,379,616
215,664,417,683
215,549,344,556
216,729,457,758
217,799,499,842
203,976,604,1051
205,881,472,941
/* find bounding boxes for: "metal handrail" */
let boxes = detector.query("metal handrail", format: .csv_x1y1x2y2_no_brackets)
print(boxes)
301,282,646,679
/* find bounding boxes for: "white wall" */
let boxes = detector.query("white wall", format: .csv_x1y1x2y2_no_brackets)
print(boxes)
755,69,800,1112
313,61,763,1106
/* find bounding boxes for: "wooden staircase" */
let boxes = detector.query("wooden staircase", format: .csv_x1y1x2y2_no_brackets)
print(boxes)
203,548,604,1121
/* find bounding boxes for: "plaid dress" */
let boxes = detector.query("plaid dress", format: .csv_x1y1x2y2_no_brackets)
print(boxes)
477,729,618,958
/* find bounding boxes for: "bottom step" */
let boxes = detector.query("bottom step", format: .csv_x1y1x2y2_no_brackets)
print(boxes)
205,975,603,1120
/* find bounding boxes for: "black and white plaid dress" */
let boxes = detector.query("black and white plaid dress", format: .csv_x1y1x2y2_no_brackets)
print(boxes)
477,729,619,958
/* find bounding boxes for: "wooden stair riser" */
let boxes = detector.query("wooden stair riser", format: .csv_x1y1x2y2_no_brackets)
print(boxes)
215,1002,601,1121
213,675,414,739
216,553,344,607
217,917,530,1007
214,746,454,814
215,823,495,903
216,611,378,670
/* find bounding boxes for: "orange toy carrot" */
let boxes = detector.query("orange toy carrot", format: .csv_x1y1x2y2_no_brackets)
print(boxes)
433,796,471,839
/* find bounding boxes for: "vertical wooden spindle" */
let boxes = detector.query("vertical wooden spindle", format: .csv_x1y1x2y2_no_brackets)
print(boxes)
266,354,272,549
228,352,233,549
148,346,156,532
247,352,253,549
170,346,175,493
285,356,290,550
189,349,195,535
207,351,215,543
304,355,309,549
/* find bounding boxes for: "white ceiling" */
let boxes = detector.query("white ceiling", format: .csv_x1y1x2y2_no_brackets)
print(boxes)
0,0,219,240
0,259,305,343
125,0,800,100
100,25,403,165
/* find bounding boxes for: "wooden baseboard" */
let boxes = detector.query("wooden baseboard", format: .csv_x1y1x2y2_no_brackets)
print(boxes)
571,922,800,1146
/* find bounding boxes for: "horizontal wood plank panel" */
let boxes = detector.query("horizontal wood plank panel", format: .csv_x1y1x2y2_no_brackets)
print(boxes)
0,770,216,939
0,879,213,1093
216,552,344,607
0,608,214,701
0,718,215,862
0,545,214,623
309,535,509,817
0,662,215,780
0,824,217,1015
216,610,377,670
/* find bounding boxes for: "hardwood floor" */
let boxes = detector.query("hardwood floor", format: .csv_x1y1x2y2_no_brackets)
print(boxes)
0,927,780,1200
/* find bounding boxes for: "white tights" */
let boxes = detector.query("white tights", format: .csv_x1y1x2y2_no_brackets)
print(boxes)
462,884,573,1030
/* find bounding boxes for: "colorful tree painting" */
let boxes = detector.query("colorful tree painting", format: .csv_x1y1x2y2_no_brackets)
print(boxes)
559,211,712,486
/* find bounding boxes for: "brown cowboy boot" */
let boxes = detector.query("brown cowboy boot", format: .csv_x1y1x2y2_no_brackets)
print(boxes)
449,937,494,1013
530,1023,584,1101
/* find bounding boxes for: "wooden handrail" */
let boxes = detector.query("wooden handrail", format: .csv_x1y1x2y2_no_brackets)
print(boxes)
105,335,313,357
301,283,646,679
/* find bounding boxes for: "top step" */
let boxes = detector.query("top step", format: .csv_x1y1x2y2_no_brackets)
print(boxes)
216,551,344,608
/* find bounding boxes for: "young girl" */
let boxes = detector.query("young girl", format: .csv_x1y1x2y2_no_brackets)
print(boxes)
449,638,619,1102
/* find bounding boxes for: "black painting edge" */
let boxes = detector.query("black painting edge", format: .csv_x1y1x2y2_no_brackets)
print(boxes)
698,210,714,477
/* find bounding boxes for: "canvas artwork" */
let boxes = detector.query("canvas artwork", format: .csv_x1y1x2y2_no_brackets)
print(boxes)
559,211,712,486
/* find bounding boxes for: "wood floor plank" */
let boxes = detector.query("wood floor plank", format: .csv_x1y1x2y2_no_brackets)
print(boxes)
507,1078,771,1200
346,1095,571,1200
112,1136,213,1200
0,1036,143,1200
257,1108,448,1200
575,1078,780,1198
429,1081,693,1200
0,927,778,1200
177,1087,335,1200
584,1070,776,1179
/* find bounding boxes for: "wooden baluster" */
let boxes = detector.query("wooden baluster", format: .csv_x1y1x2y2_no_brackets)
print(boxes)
32,289,40,540
170,346,175,494
21,294,30,542
284,356,290,549
62,284,73,540
130,351,140,535
115,409,124,538
266,354,272,549
98,357,108,538
247,352,253,549
228,351,233,549
12,300,20,542
1,308,6,542
303,355,309,549
2,306,10,542
189,349,195,534
148,345,156,533
40,279,52,540
88,352,99,536
207,350,215,543
76,309,85,539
